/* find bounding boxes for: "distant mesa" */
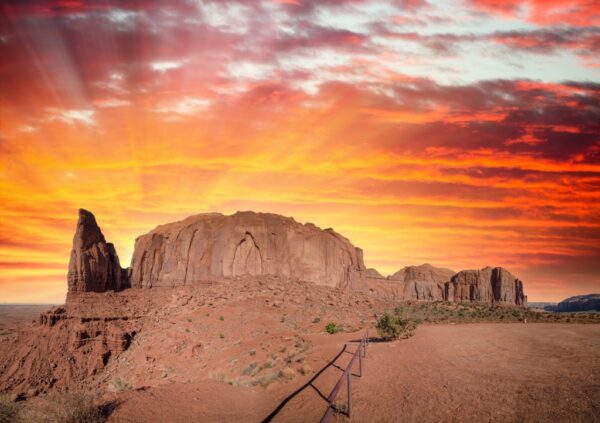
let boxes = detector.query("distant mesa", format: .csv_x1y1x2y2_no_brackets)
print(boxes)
556,294,600,312
67,209,527,307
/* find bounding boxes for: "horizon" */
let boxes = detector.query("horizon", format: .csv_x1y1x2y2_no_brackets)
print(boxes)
1,0,599,303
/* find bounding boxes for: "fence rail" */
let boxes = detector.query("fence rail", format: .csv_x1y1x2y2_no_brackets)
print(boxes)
320,330,369,422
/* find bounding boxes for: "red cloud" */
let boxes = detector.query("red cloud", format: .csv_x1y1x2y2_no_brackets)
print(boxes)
470,0,600,26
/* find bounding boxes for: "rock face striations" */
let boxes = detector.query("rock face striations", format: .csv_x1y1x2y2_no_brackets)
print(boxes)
128,211,365,289
65,210,527,306
445,267,527,306
389,264,456,301
67,209,128,292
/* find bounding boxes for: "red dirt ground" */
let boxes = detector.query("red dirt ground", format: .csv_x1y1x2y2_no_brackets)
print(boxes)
107,323,600,422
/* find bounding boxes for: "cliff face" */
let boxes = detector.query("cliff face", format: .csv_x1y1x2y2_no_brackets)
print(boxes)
64,210,527,307
67,209,128,292
445,267,527,306
389,264,455,301
128,211,365,289
556,294,600,312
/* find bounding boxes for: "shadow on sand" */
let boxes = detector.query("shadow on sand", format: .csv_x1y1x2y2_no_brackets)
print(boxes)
261,337,373,423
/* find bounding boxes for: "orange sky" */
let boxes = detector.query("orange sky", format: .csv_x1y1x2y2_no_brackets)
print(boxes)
0,0,599,303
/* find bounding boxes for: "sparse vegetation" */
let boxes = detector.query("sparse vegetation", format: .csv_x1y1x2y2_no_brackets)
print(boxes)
312,317,321,323
242,362,257,376
219,333,225,339
376,311,418,341
0,394,18,423
388,301,600,324
279,367,296,380
2,393,105,423
325,322,339,334
300,363,312,375
219,316,224,321
108,376,132,393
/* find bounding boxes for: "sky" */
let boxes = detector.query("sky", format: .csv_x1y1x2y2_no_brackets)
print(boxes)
0,0,599,303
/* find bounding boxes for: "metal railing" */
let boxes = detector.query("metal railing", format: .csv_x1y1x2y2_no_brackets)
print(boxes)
321,330,369,422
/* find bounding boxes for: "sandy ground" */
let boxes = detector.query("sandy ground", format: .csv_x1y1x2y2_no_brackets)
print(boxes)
0,304,55,337
107,323,600,422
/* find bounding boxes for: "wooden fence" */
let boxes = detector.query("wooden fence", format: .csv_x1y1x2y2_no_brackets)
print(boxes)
320,330,369,422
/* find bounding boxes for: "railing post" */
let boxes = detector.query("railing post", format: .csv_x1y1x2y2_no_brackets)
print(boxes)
347,370,352,418
359,345,362,377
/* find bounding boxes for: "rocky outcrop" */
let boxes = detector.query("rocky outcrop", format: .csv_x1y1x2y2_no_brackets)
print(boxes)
64,210,527,306
389,264,455,301
67,209,128,292
129,211,365,289
445,267,527,306
364,268,384,278
556,294,600,312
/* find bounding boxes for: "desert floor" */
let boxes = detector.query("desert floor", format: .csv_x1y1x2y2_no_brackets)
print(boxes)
106,323,599,423
0,304,57,338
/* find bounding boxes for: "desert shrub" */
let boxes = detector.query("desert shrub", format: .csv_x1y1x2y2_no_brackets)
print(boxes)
20,393,104,423
50,394,104,423
219,316,224,321
0,395,19,423
107,376,132,393
219,333,224,339
279,367,296,380
376,312,418,341
300,363,312,375
242,362,257,376
312,317,321,323
325,322,339,334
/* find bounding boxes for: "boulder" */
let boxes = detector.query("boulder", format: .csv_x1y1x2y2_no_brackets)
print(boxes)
445,267,527,306
67,209,128,292
129,211,365,288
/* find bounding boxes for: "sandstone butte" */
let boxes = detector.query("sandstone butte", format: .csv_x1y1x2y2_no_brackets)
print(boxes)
0,209,528,399
68,209,527,307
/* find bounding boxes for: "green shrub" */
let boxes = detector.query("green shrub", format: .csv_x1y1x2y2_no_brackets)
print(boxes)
325,322,339,334
376,312,417,341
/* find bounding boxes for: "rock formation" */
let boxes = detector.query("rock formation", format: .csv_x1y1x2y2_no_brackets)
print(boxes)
445,267,527,306
364,268,384,278
129,211,365,289
556,294,600,312
389,264,456,301
64,210,527,307
67,209,128,292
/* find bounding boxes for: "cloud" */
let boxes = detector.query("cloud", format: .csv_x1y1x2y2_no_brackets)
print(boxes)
153,96,211,119
45,108,98,127
469,0,600,26
94,98,131,108
150,60,186,73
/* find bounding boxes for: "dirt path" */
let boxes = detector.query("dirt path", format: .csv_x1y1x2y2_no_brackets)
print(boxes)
274,323,600,422
108,323,600,422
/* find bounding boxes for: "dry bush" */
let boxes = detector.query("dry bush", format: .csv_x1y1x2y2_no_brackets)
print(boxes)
279,367,296,380
107,376,132,393
0,395,19,423
13,393,104,423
